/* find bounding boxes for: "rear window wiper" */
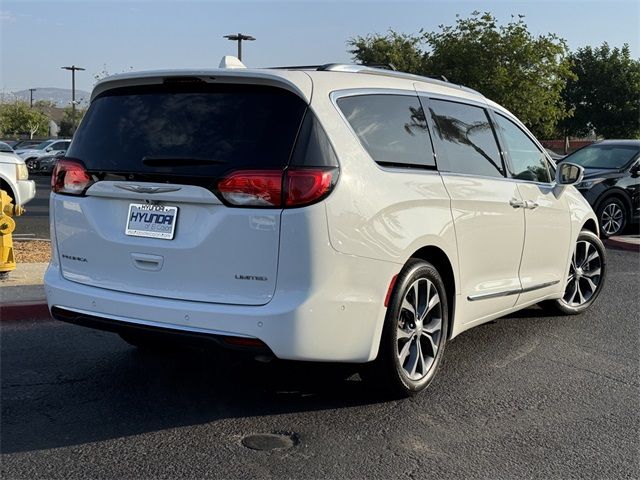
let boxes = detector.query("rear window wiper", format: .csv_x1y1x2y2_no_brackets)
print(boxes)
142,156,227,167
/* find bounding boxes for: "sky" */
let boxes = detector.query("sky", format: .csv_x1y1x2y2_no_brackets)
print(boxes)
1,0,638,96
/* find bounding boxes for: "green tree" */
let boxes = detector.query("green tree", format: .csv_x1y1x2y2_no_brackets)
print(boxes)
561,43,640,138
58,105,87,137
0,101,49,138
348,12,575,138
349,31,426,73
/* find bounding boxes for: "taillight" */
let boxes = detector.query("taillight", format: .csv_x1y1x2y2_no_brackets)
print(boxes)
218,168,337,208
285,169,334,207
218,170,283,207
51,159,93,195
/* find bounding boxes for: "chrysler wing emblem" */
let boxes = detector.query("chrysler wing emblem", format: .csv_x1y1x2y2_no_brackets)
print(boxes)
116,184,182,194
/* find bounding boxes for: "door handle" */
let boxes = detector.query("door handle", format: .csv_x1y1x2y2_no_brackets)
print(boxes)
509,198,526,208
526,201,539,210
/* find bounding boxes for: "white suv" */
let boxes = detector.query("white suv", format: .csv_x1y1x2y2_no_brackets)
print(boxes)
45,62,605,396
0,142,35,206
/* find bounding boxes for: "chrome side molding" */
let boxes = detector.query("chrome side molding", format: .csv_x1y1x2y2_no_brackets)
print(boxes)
468,280,560,301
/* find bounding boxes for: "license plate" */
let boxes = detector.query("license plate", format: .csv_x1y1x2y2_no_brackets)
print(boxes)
125,203,178,240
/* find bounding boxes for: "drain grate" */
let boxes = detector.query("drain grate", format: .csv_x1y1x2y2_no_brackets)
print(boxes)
241,433,297,451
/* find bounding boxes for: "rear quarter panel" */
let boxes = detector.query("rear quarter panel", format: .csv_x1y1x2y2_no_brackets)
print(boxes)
309,89,460,294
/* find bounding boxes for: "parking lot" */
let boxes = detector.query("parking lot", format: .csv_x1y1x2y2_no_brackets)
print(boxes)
1,248,637,479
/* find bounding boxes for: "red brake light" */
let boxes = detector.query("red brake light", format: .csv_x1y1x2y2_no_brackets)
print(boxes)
217,168,337,208
51,160,93,195
217,170,282,207
285,169,335,207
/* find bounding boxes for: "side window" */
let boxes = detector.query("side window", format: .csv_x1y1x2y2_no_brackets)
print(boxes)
337,94,435,168
427,99,504,178
494,114,551,183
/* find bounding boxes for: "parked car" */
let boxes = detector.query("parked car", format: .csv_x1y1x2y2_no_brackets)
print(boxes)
10,139,42,150
46,61,604,397
545,147,564,161
0,146,36,206
560,140,639,237
0,141,15,153
34,151,66,173
15,139,71,169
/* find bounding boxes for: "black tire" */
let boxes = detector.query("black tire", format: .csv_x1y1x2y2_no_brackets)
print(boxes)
541,230,606,315
597,197,627,238
361,258,448,397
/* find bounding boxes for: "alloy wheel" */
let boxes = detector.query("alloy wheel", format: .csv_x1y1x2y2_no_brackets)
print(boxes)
600,202,624,236
563,240,603,307
396,278,442,381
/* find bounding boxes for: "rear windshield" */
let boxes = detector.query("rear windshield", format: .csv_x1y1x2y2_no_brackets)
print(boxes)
67,83,308,178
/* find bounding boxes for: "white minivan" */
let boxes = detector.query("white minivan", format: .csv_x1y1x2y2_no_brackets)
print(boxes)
45,62,605,396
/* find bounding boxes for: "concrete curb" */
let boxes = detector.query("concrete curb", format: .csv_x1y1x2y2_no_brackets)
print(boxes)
605,237,640,252
0,302,50,322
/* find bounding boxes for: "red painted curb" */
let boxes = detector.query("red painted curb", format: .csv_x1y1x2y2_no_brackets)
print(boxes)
0,302,50,322
605,238,640,252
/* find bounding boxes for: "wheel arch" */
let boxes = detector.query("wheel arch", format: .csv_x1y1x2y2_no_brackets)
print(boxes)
582,218,598,236
594,189,632,216
0,175,17,203
409,245,457,340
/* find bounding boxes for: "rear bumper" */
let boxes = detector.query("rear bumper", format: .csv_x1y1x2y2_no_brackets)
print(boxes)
44,241,398,363
50,305,272,353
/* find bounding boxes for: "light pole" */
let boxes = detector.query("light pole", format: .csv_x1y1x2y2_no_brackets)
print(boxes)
223,33,255,61
61,65,85,134
28,88,37,108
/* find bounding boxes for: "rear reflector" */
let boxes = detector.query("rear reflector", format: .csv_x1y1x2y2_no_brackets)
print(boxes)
218,168,337,208
51,159,94,195
384,274,399,307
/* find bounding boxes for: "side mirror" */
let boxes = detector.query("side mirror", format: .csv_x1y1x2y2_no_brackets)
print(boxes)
555,162,584,185
45,147,52,152
630,161,640,177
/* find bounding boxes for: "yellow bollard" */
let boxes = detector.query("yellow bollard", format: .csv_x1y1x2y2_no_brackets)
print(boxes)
0,190,25,278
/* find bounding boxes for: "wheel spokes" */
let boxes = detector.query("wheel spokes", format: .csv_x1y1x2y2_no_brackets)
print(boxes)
564,239,602,307
396,277,443,381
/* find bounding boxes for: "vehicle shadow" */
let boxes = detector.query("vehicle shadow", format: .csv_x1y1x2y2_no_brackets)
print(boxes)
0,324,384,454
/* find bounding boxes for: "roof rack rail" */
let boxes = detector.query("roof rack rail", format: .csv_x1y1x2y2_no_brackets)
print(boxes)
268,65,324,70
317,64,481,96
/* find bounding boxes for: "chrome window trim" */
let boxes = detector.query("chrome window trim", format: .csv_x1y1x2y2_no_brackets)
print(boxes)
440,171,554,187
416,90,490,110
467,280,560,301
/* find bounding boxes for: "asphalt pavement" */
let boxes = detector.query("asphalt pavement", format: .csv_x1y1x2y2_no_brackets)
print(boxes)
14,174,50,240
1,249,638,479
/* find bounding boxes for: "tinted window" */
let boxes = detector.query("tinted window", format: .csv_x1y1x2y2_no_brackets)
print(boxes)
494,114,551,183
0,142,13,153
427,99,504,177
67,83,307,179
563,144,640,169
290,111,338,167
337,94,434,168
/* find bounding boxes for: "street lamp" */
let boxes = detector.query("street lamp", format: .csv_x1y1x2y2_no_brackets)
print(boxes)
223,33,255,61
61,65,85,135
28,88,36,108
